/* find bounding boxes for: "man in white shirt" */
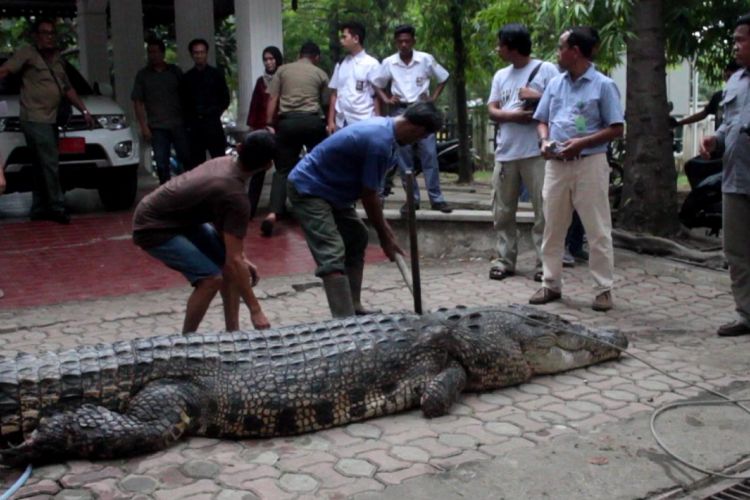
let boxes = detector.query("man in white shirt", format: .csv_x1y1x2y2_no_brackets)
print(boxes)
373,24,452,214
487,24,559,283
327,21,380,133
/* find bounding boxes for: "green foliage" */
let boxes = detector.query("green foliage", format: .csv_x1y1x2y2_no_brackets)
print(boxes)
663,0,750,84
281,0,409,75
533,0,632,72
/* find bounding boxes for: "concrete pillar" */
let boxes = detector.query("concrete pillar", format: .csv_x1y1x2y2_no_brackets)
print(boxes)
76,0,109,86
174,0,216,70
234,0,283,128
110,0,144,121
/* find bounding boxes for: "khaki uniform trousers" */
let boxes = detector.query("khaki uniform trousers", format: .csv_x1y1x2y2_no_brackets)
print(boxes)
541,153,614,293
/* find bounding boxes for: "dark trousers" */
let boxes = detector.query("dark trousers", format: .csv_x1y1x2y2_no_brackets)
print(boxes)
270,112,326,215
684,155,722,190
565,211,585,254
21,121,64,215
186,118,226,169
152,126,191,184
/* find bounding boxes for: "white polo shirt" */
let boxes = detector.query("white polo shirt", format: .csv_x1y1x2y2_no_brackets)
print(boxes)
373,49,449,104
329,50,380,127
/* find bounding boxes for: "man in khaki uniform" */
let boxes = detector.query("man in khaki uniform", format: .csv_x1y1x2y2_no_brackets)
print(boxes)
261,42,329,237
0,18,94,224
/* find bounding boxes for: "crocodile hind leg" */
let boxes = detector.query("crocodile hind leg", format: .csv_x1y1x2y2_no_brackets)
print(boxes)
0,379,203,466
420,361,467,418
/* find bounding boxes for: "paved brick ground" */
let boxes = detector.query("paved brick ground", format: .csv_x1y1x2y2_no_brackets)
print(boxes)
1,250,749,499
0,214,387,310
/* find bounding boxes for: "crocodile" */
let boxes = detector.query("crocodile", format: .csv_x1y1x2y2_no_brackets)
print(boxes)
0,305,627,466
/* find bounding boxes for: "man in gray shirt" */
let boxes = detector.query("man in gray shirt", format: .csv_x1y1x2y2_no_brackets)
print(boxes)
487,23,559,284
700,13,750,337
132,39,191,184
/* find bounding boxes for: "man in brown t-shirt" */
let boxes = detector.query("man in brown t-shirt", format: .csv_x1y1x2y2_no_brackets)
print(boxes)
133,131,276,333
260,41,329,238
0,18,95,224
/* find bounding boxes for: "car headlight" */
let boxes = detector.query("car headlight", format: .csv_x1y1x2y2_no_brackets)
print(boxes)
96,114,128,130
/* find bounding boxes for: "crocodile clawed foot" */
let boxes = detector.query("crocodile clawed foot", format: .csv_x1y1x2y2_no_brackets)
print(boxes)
0,439,35,467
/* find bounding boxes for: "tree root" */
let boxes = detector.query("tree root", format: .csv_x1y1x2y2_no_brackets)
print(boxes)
612,229,725,265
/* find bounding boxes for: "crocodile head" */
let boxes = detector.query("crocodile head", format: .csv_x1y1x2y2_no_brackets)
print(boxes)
426,305,628,391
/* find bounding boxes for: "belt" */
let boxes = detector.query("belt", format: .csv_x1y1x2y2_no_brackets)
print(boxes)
558,154,591,162
279,111,320,119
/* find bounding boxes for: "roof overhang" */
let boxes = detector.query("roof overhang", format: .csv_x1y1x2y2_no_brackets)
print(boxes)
0,0,235,27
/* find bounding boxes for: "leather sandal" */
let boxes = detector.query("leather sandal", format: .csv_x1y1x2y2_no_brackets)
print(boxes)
489,268,514,281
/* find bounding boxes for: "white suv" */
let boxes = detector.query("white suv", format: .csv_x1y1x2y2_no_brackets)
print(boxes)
0,58,140,210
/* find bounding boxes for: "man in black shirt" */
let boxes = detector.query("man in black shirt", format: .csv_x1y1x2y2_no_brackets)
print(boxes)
181,38,230,169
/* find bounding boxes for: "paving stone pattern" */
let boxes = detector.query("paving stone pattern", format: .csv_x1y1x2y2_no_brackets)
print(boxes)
1,250,748,499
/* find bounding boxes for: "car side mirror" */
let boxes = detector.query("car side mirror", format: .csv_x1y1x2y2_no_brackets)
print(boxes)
94,82,114,98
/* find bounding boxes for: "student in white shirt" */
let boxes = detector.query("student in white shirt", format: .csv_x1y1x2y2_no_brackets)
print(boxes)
373,24,452,214
327,21,381,133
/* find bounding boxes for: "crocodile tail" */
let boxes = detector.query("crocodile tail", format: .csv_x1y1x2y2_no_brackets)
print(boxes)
0,331,262,447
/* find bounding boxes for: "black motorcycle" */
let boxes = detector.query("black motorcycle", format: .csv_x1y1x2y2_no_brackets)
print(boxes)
676,123,750,237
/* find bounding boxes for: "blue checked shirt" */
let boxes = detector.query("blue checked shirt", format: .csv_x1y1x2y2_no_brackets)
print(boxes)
534,64,624,156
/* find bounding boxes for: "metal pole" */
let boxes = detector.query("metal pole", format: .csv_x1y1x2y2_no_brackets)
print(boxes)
404,170,422,314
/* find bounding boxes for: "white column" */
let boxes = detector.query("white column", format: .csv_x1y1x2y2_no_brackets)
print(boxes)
234,0,283,129
76,0,109,86
110,0,144,120
174,0,216,70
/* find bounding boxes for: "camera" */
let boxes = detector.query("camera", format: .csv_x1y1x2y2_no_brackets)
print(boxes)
543,140,562,156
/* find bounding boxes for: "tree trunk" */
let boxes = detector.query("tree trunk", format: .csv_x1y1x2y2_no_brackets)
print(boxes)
619,0,679,235
449,0,473,184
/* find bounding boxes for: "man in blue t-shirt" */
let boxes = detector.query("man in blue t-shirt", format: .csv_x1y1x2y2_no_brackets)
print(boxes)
288,102,443,318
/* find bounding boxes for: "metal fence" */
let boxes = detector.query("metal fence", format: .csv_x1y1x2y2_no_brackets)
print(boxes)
437,105,494,171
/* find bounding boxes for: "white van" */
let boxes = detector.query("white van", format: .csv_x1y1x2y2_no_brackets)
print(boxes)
0,58,140,210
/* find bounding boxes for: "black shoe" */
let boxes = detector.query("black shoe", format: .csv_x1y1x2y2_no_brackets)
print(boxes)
717,320,750,337
30,211,49,221
48,211,71,224
570,249,589,262
31,211,70,224
431,201,453,213
260,219,273,237
400,203,420,217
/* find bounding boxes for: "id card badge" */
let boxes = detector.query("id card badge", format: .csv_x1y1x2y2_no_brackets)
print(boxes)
416,76,425,87
356,80,365,92
574,115,587,134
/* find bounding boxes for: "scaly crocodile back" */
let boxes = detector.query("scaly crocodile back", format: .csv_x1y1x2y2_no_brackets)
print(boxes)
0,311,424,446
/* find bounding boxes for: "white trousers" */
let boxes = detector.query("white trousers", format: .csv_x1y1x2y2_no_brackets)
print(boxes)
541,154,614,293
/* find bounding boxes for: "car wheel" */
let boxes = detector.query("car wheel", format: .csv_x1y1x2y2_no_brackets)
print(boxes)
98,165,138,211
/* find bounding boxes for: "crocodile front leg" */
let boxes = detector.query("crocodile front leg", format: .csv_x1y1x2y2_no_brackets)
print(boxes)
420,361,467,418
0,379,203,466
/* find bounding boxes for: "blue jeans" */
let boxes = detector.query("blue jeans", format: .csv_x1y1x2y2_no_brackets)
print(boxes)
151,126,191,184
397,133,445,205
145,224,226,285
